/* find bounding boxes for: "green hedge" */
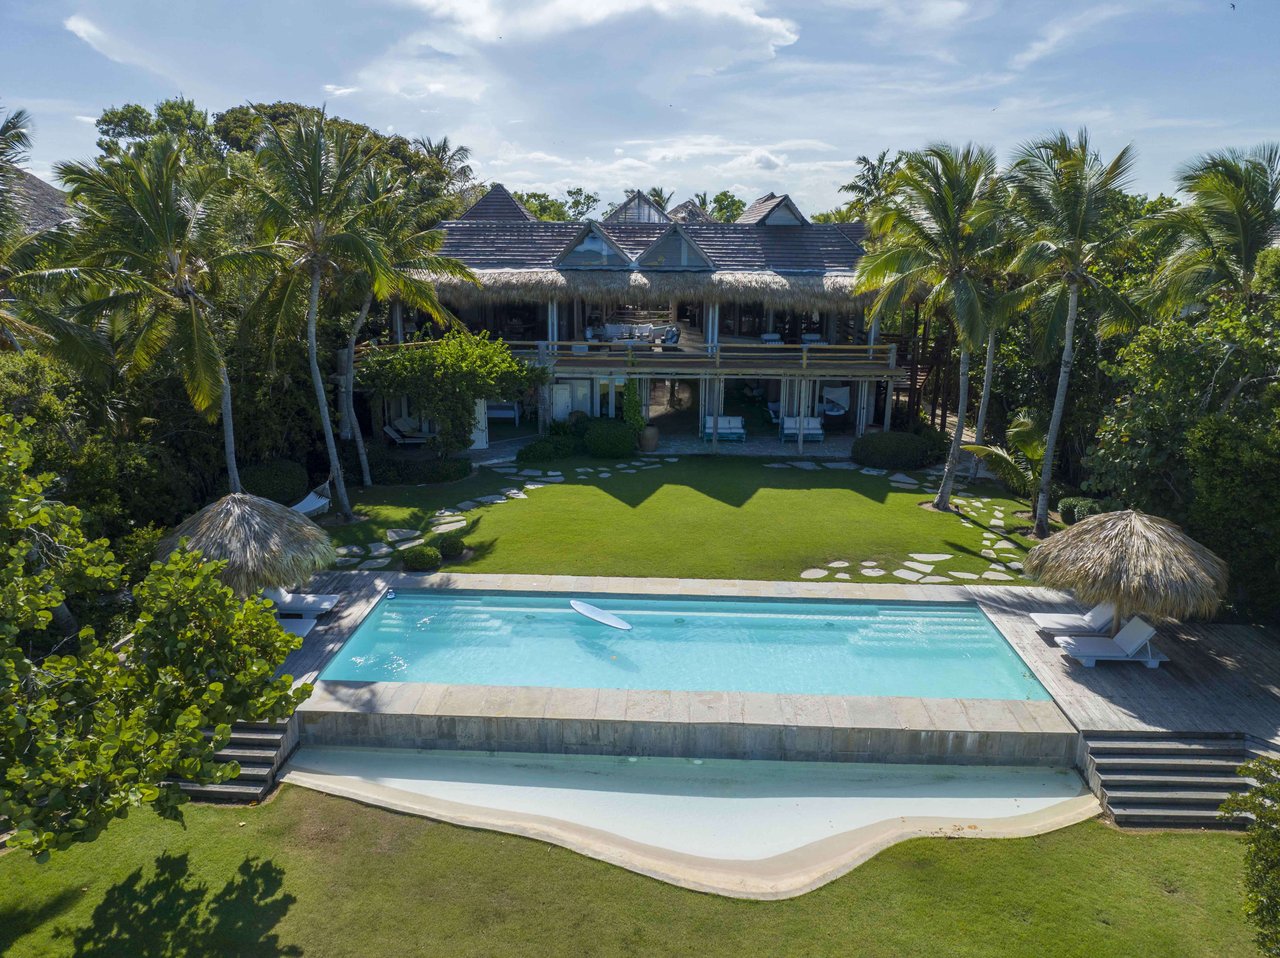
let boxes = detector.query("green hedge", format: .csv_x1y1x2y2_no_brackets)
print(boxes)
851,431,943,470
516,435,576,463
584,420,637,459
240,459,310,504
347,445,471,485
437,533,466,559
402,545,442,572
1057,496,1106,525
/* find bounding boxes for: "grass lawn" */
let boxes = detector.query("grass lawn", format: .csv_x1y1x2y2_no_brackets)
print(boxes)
0,785,1250,957
328,455,1042,582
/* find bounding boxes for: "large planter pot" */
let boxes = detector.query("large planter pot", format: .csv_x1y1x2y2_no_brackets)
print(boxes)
639,424,660,452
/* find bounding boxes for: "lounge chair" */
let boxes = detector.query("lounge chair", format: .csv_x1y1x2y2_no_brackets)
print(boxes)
276,616,316,639
1055,617,1167,668
383,424,428,446
760,332,783,344
702,416,746,440
264,587,340,618
781,416,825,441
1030,602,1116,635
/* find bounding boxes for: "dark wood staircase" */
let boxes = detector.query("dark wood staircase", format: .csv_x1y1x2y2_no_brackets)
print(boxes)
1084,730,1257,829
173,719,298,804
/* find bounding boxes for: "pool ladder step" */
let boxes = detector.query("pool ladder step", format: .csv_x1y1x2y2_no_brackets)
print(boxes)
167,719,298,805
1085,731,1257,830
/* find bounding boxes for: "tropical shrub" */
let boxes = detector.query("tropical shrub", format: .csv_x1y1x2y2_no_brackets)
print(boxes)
851,431,940,470
240,459,309,504
584,419,637,458
416,458,472,483
1057,496,1105,525
964,413,1046,500
402,544,442,572
517,436,575,463
437,533,466,560
1222,757,1280,956
114,524,167,586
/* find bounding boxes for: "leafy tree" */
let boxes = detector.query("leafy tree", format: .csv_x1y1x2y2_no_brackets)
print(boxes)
811,206,859,223
855,143,1003,511
1222,757,1280,956
710,190,745,223
357,331,544,456
564,187,599,220
963,411,1046,499
645,186,673,210
512,191,569,221
1007,128,1139,537
0,415,308,859
95,98,216,159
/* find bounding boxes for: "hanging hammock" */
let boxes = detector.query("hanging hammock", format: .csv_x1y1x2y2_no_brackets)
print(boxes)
290,480,332,518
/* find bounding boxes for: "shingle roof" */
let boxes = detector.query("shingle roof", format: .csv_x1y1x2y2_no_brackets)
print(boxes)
735,192,808,225
602,190,671,224
458,183,538,222
437,219,583,267
667,199,714,223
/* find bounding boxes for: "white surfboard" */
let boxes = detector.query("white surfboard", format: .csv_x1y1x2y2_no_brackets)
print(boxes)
570,599,632,631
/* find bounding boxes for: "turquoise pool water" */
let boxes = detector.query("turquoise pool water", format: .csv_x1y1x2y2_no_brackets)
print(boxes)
320,591,1049,701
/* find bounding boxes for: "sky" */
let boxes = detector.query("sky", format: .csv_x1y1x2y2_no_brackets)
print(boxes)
3,0,1278,213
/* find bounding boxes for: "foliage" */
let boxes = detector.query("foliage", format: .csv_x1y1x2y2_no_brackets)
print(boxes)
437,533,466,560
112,524,167,587
583,419,637,458
95,97,218,160
512,191,569,221
622,379,645,433
0,415,308,859
645,187,673,211
240,459,309,504
851,431,942,470
565,187,600,220
516,435,576,463
963,411,1046,499
710,190,746,223
1057,496,1105,525
349,446,471,486
401,544,442,572
1222,757,1280,956
839,148,904,219
358,332,544,456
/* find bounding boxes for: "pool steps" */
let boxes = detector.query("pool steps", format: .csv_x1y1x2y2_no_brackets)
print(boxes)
170,719,299,804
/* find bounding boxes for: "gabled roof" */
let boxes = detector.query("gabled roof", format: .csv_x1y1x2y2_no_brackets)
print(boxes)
636,223,716,270
602,190,672,224
458,182,538,222
12,169,70,231
553,221,635,269
437,219,583,267
736,192,808,226
667,199,714,223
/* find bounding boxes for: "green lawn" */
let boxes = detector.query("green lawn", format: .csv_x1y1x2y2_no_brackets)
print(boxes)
329,455,1042,582
0,785,1251,957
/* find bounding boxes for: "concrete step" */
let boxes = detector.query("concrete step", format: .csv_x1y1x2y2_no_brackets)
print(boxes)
1091,754,1244,773
206,728,285,747
233,763,276,782
214,746,279,765
1087,738,1247,757
176,781,268,803
1109,804,1248,829
1084,729,1246,742
1100,772,1250,789
1104,789,1236,807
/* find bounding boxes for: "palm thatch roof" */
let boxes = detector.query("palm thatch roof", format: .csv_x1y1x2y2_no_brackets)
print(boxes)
158,493,335,596
423,268,862,311
1024,510,1228,623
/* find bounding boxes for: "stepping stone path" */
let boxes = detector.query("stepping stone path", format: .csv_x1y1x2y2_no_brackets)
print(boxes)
921,575,950,584
576,467,594,472
835,572,851,580
910,553,954,562
598,472,612,478
642,464,662,470
862,568,886,577
860,560,879,567
433,520,467,534
478,495,507,504
505,490,527,499
788,461,820,471
359,558,390,570
822,461,858,470
981,549,997,559
367,543,392,557
892,569,924,582
335,557,361,568
548,470,563,476
435,508,460,518
336,544,365,557
519,469,542,477
991,518,1005,527
861,467,888,476
800,568,829,579
524,483,544,491
951,571,979,580
455,500,477,511
621,469,638,474
386,528,420,543
395,538,425,551
491,466,518,474
903,560,935,574
982,571,1014,581
889,473,917,485
828,560,850,568
891,483,916,489
764,462,791,469
664,457,679,462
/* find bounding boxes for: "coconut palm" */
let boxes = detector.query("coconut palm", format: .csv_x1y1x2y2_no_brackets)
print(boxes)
1007,129,1140,537
840,148,902,218
412,135,474,193
694,191,710,212
1147,143,1280,311
339,168,473,486
55,137,253,491
646,186,673,211
855,143,1003,511
962,411,1045,499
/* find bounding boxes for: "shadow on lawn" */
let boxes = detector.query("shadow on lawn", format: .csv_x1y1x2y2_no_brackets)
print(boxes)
55,852,300,957
0,889,81,954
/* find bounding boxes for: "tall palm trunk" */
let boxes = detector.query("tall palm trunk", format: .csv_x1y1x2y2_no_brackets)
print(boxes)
1033,282,1078,537
219,364,242,493
307,263,353,519
932,346,970,511
345,292,373,487
968,329,998,480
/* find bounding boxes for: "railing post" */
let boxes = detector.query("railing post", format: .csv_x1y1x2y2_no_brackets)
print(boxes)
888,344,898,368
802,345,808,370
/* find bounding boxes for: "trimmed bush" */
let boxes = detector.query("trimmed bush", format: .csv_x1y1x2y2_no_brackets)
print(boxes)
437,533,466,560
417,458,472,483
584,419,637,459
401,544,442,572
851,431,941,470
240,459,309,504
1058,496,1105,525
516,435,575,463
348,445,471,485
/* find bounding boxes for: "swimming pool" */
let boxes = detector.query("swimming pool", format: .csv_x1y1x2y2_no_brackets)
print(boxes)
319,591,1049,701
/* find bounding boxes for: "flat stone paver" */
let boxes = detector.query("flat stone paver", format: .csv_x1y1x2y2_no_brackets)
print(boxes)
359,558,390,569
910,553,954,562
336,545,364,557
828,560,849,568
800,569,829,579
386,528,420,542
367,543,392,557
395,538,425,551
892,569,924,582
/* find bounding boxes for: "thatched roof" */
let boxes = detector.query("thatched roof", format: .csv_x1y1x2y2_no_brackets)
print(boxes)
424,268,863,311
13,169,70,231
158,493,335,596
1024,510,1228,623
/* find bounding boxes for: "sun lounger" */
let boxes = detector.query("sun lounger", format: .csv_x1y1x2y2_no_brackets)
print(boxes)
264,587,340,618
1030,602,1116,635
702,416,746,440
383,424,428,446
1055,617,1166,668
781,416,825,441
276,616,316,639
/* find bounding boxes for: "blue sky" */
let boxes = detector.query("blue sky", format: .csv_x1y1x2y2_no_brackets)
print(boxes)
3,0,1277,212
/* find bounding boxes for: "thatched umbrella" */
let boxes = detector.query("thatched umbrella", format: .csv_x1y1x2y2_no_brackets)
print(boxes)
158,493,336,596
1024,510,1228,629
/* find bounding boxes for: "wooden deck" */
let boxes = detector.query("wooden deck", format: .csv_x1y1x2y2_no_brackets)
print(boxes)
284,574,1280,749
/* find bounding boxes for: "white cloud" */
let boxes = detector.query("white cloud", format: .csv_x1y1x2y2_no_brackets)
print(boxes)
1010,6,1129,70
73,115,98,124
62,14,171,77
323,84,360,97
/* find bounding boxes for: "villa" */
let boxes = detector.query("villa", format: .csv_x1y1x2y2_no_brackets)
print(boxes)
380,185,906,450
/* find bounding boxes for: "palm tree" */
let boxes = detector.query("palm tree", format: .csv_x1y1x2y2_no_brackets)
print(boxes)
1007,129,1139,538
855,143,1002,511
340,168,473,486
840,149,902,218
1148,143,1280,311
412,135,473,193
646,186,673,211
694,191,710,211
56,137,251,491
963,411,1046,499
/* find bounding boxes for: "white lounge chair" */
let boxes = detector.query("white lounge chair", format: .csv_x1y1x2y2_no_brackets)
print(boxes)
1030,602,1116,635
781,416,825,441
383,424,427,446
264,587,340,618
276,616,316,639
1055,617,1167,668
